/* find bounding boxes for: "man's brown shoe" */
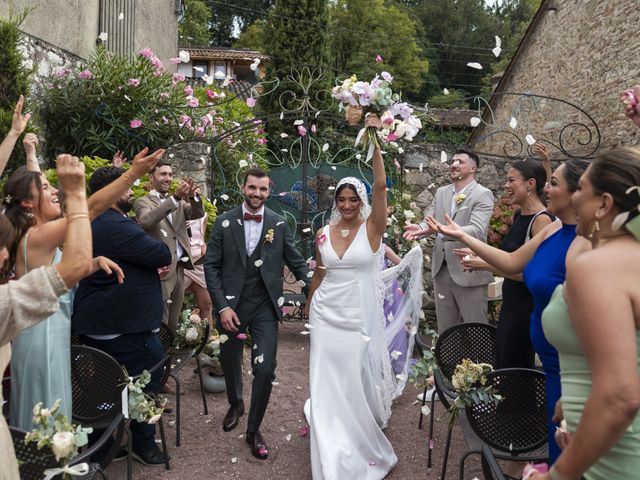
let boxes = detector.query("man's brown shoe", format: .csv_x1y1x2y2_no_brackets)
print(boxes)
246,430,269,460
222,401,244,432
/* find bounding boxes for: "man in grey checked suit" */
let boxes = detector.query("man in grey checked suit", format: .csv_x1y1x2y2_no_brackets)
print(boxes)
134,159,205,333
404,148,494,333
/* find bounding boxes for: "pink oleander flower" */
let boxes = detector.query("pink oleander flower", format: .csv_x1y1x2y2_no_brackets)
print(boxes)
138,48,154,59
78,69,93,79
187,97,199,107
169,57,181,64
297,125,307,136
54,67,71,78
162,116,169,124
257,137,267,145
179,114,192,127
206,89,217,99
173,72,186,82
196,126,205,137
375,54,383,62
184,85,193,96
159,92,170,99
130,119,142,129
236,333,248,340
127,78,140,87
246,97,256,108
311,124,317,133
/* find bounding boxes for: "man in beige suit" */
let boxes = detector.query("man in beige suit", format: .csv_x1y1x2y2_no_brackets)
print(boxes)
404,148,494,332
134,159,205,333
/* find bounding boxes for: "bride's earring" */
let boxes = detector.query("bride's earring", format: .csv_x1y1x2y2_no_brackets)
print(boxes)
588,218,600,239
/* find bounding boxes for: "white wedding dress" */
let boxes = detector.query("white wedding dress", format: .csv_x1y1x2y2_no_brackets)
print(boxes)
306,223,398,480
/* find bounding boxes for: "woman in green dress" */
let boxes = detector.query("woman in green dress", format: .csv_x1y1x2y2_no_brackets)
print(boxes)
533,147,640,480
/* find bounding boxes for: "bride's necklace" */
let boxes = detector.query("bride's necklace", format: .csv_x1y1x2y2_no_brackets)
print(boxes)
336,224,359,238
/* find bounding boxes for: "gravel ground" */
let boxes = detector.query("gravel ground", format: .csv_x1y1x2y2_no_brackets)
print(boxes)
106,322,482,480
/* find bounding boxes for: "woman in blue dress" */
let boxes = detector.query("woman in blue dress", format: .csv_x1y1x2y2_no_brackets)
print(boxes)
3,147,164,429
426,158,590,463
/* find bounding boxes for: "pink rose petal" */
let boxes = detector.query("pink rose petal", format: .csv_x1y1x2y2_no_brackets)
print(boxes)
236,333,248,340
375,54,383,63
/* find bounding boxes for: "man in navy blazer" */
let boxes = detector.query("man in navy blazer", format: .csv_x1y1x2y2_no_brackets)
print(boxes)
72,166,172,467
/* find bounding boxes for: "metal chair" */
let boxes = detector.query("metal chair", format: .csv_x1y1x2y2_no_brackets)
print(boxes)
10,420,117,479
480,444,507,480
159,321,210,446
70,344,163,480
423,322,497,479
459,368,548,480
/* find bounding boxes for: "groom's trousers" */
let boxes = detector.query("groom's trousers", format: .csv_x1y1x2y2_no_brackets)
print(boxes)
217,294,278,434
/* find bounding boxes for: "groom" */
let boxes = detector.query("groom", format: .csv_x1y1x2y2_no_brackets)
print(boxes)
204,167,309,459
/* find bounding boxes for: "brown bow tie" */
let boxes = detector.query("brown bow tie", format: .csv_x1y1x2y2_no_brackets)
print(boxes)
244,212,263,222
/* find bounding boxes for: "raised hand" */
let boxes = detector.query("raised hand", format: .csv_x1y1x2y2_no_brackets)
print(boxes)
621,85,640,127
55,155,86,194
112,150,127,168
345,105,363,126
173,178,193,200
129,147,165,178
11,95,31,136
402,223,424,240
23,133,38,154
531,142,549,161
364,113,382,130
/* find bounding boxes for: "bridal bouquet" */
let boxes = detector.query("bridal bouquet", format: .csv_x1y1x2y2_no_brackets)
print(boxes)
174,308,207,351
448,358,503,426
25,399,93,473
331,73,422,161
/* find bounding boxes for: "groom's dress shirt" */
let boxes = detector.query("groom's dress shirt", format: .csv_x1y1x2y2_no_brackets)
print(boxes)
242,204,264,256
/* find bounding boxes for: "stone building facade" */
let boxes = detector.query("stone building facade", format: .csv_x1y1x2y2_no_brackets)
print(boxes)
470,0,640,159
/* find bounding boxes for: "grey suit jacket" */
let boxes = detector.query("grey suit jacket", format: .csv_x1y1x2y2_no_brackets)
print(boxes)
134,193,205,279
427,180,495,287
203,206,309,321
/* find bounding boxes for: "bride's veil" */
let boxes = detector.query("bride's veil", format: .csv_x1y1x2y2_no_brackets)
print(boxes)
365,245,423,428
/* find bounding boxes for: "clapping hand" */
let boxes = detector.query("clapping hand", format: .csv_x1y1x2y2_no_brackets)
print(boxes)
129,147,166,178
402,223,428,240
425,214,465,240
11,95,31,136
173,177,195,200
23,133,38,155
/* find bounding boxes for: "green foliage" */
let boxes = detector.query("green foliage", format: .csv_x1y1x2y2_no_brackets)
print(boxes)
0,9,36,175
126,370,167,424
385,187,423,257
408,325,439,388
329,0,428,95
209,0,274,46
233,19,267,52
427,89,470,109
179,0,212,46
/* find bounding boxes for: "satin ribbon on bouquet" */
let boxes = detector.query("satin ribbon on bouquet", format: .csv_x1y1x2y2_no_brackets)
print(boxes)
354,125,381,163
43,462,90,480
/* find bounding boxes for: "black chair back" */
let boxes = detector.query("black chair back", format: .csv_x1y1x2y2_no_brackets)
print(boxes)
71,345,127,428
11,426,57,479
465,368,548,454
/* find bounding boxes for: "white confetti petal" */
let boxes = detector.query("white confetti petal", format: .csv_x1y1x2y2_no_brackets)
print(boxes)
492,46,502,58
276,221,285,225
396,374,407,381
166,299,172,304
509,116,517,129
307,271,314,278
271,381,279,386
390,350,403,360
525,134,536,145
279,112,284,120
440,151,448,163
328,186,335,191
178,50,190,63
443,88,450,95
470,117,481,127
98,32,108,42
467,62,483,70
300,331,310,335
221,219,230,228
322,143,329,152
277,297,285,306
160,228,168,237
304,323,314,329
225,295,235,300
437,293,445,299
239,159,248,168
361,334,371,342
302,227,311,233
419,163,424,172
331,166,337,170
612,211,630,231
286,434,292,441
355,154,362,160
255,354,264,364
293,119,304,126
428,183,435,189
253,344,258,350
280,132,289,138
220,194,229,201
421,405,431,416
237,219,242,225
398,147,404,154
133,178,140,186
254,259,264,267
231,457,238,464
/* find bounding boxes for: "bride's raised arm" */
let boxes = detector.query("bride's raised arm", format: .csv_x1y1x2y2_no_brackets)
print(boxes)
365,114,387,246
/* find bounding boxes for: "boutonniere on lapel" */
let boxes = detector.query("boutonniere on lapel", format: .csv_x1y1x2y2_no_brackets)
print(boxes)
454,193,467,206
264,228,275,244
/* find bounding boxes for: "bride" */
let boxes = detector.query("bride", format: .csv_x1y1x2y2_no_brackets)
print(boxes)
304,113,422,479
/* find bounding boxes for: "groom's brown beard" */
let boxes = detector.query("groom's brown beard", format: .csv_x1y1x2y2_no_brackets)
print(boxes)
244,194,266,211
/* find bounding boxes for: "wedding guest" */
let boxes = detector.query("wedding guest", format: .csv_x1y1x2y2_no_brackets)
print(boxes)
454,159,552,368
184,213,213,323
427,158,590,464
134,159,205,334
532,148,640,479
403,148,495,332
0,156,119,479
3,147,164,429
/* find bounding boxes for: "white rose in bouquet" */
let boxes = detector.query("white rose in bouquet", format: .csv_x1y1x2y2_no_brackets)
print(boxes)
185,327,199,343
51,431,75,461
189,313,202,324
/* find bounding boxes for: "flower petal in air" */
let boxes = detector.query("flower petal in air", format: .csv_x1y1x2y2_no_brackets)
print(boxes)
440,151,448,163
470,117,481,127
509,117,517,129
443,88,450,95
467,62,483,70
221,219,230,228
254,260,264,267
525,134,536,145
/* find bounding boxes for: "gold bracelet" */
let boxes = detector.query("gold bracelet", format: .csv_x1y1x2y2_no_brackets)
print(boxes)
66,212,90,220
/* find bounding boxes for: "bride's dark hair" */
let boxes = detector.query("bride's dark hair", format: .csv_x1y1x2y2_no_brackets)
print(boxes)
335,183,359,198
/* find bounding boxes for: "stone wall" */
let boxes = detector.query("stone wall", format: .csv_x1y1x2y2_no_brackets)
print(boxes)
471,1,640,157
165,142,212,200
